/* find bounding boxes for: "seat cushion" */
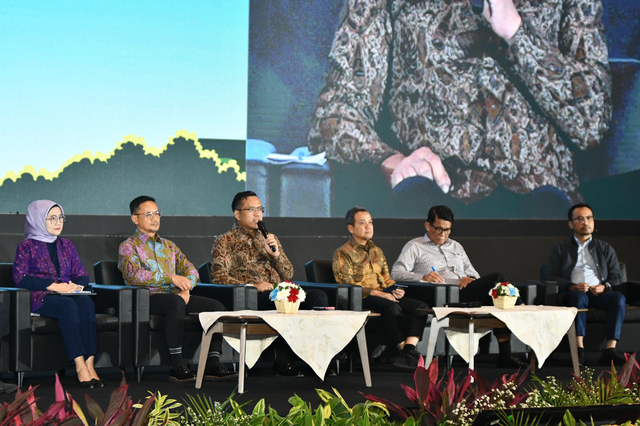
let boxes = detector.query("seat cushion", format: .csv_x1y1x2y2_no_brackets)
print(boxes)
149,314,201,331
31,314,119,334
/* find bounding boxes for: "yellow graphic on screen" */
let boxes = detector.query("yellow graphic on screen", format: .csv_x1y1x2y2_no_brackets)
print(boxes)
1,130,246,185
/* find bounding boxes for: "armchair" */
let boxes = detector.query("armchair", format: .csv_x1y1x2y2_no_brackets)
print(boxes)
540,263,640,354
94,260,253,381
0,262,133,387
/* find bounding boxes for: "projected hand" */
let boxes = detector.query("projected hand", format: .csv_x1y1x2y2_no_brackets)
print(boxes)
482,0,522,40
382,147,451,193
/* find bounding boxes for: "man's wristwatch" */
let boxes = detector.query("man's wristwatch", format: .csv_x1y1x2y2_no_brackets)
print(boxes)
603,282,612,292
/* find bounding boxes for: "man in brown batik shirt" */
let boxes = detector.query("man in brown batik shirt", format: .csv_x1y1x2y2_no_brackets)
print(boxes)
211,190,329,377
333,206,429,370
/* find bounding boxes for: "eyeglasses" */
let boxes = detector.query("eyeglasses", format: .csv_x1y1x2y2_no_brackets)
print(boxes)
46,215,66,224
432,226,452,235
135,211,162,219
237,206,265,213
572,216,594,224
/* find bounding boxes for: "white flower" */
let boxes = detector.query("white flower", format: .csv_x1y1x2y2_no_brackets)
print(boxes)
269,281,307,303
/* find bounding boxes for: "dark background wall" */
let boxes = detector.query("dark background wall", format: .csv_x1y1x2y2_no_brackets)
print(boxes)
1,215,638,284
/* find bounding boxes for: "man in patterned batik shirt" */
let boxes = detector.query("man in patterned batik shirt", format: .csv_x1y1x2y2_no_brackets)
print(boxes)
390,205,525,368
332,206,429,371
119,195,233,383
308,0,611,214
211,190,329,377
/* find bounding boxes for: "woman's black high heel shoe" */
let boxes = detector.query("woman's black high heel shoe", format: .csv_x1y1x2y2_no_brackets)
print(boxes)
91,378,105,388
77,378,94,389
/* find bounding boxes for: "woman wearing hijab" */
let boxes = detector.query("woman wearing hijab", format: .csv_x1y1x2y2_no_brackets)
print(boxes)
12,200,103,388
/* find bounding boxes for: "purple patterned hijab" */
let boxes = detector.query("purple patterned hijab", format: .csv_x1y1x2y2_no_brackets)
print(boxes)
24,200,64,243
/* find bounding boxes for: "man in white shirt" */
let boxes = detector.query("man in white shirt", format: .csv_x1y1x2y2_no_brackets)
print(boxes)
545,203,626,366
391,205,525,368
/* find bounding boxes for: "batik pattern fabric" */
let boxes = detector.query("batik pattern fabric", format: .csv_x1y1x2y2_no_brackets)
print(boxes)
13,238,89,311
332,238,395,297
210,223,294,285
308,0,611,203
118,230,198,294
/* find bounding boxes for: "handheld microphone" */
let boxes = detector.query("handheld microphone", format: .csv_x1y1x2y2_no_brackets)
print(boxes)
257,220,276,252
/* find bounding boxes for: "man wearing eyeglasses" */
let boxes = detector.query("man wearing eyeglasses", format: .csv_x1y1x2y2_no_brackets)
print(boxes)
391,205,526,368
118,195,234,382
333,207,429,371
211,190,329,377
544,203,626,367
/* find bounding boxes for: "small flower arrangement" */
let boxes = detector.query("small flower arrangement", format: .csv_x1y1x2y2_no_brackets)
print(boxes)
489,282,519,310
488,281,520,299
269,281,306,303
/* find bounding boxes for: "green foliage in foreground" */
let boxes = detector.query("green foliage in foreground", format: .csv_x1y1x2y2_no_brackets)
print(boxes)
180,388,419,426
4,356,640,426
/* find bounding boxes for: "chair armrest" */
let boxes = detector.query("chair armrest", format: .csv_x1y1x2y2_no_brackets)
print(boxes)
245,286,258,310
399,283,448,307
0,290,9,336
0,288,32,372
294,281,350,310
127,287,151,366
91,284,133,319
90,284,134,367
535,281,562,305
513,283,537,305
617,281,640,306
348,286,363,311
192,283,249,311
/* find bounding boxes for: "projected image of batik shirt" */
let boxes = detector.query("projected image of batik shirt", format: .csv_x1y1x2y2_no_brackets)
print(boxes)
308,0,612,203
118,230,198,294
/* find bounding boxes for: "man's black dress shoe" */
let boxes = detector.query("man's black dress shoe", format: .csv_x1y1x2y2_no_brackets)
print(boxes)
598,348,626,366
393,350,420,371
0,381,18,394
272,362,304,377
204,361,237,381
578,348,587,367
169,363,196,382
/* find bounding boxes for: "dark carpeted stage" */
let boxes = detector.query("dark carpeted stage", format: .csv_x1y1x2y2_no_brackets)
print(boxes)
0,354,606,417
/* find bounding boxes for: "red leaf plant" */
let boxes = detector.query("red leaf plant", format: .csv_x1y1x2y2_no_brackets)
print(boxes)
362,356,530,426
0,373,155,426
